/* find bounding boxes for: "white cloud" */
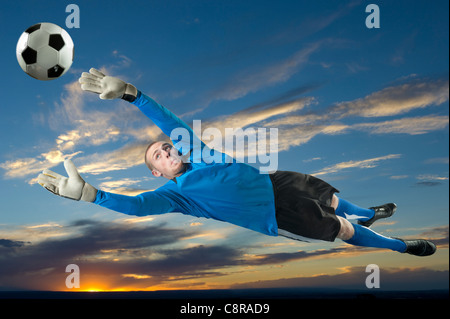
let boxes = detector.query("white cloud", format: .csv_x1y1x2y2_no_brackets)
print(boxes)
41,149,82,164
332,78,449,118
416,175,448,181
0,222,71,243
0,150,81,180
76,142,147,176
354,115,449,135
98,177,154,196
390,175,409,180
303,157,322,163
273,124,349,153
312,154,402,176
424,157,449,165
206,41,323,104
26,223,63,229
99,178,142,191
257,77,449,154
0,158,42,179
50,81,132,151
207,97,315,132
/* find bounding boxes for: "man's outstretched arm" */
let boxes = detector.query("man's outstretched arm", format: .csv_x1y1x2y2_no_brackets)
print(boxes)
79,68,194,143
79,68,231,163
37,159,174,216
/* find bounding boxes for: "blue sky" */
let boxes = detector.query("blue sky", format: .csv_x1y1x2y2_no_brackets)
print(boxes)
0,0,448,292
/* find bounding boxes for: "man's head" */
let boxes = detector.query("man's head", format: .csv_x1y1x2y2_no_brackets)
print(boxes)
144,141,185,179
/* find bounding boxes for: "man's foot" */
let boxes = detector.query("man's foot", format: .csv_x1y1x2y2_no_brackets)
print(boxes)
358,203,397,227
398,239,437,256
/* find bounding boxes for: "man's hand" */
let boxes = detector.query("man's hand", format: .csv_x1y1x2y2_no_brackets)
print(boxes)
37,160,97,202
79,68,138,102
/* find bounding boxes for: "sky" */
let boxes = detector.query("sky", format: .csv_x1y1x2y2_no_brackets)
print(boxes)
0,0,448,293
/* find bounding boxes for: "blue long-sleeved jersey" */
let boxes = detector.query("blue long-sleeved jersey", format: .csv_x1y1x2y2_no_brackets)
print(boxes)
94,91,278,236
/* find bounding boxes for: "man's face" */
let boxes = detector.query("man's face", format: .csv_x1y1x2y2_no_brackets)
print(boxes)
145,141,184,179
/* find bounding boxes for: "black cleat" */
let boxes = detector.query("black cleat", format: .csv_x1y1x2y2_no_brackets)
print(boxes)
358,203,397,227
398,239,437,257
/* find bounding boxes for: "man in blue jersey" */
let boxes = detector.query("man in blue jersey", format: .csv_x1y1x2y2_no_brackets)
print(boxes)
38,68,436,257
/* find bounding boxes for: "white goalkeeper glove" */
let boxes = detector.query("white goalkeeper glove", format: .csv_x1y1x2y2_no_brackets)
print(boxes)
37,160,97,202
78,68,138,102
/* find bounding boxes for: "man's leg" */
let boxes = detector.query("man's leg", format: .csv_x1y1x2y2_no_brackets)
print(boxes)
332,195,396,227
336,217,436,256
333,195,374,220
336,216,406,252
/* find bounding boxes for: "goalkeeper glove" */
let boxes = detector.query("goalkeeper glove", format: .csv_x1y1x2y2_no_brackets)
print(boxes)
37,160,97,202
78,68,138,102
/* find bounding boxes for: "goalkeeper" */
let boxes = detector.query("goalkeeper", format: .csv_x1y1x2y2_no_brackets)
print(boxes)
37,68,436,257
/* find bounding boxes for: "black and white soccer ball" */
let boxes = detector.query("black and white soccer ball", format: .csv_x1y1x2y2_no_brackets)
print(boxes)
16,22,74,81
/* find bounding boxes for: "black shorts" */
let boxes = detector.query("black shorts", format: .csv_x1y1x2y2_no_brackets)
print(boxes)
270,171,341,242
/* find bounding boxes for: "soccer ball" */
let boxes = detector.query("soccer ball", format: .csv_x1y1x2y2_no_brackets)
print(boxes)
16,22,74,81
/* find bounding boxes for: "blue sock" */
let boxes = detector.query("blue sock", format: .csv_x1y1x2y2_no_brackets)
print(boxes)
344,223,407,252
335,197,375,221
